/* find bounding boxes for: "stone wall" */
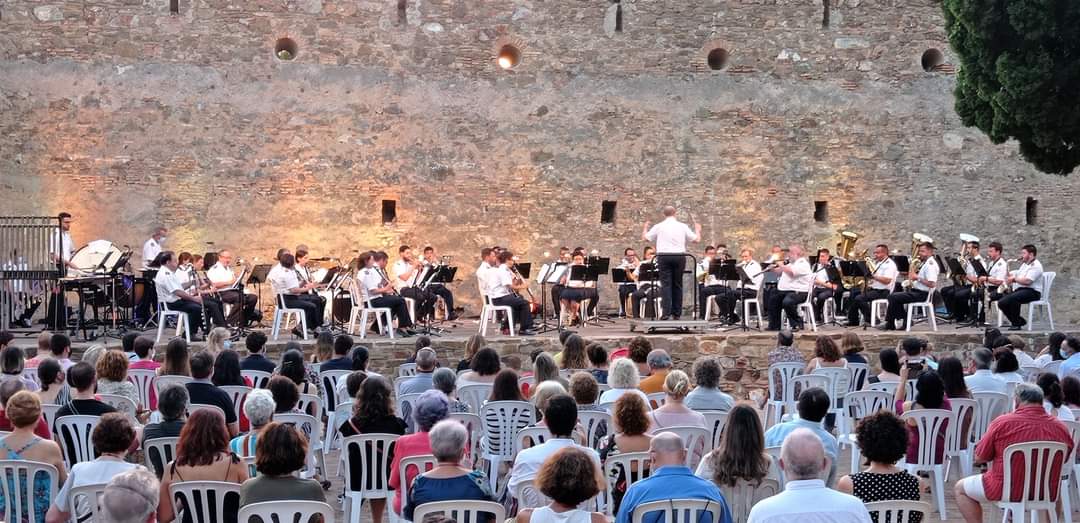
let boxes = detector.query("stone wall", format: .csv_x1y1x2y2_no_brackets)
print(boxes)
2,0,1078,320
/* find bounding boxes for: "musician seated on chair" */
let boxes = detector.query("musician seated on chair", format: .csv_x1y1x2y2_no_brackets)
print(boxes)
153,250,225,340
765,244,812,332
697,245,728,322
616,247,640,317
294,248,328,322
358,251,415,337
393,245,438,323
267,253,324,337
420,246,458,321
981,242,1008,312
882,242,939,331
846,244,898,327
811,248,843,324
942,240,983,323
998,244,1044,331
559,252,598,327
207,249,260,327
716,248,763,325
484,250,536,336
630,246,660,319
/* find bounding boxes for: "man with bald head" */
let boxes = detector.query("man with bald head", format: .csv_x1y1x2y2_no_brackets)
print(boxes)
616,432,732,523
207,249,261,326
642,206,701,321
748,429,871,523
765,244,813,331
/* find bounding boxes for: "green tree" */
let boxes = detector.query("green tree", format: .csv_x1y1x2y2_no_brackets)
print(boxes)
943,0,1080,175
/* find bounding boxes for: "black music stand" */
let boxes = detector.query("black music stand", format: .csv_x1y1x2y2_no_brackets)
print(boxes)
416,265,457,336
637,262,660,319
968,259,990,326
538,262,566,333
585,258,617,323
820,265,844,327
611,268,632,317
892,255,911,274
720,264,758,332
708,261,737,324
246,264,272,328
102,251,133,338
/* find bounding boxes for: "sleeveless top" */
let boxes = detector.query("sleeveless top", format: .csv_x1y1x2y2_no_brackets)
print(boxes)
529,506,593,523
0,436,50,523
851,471,921,523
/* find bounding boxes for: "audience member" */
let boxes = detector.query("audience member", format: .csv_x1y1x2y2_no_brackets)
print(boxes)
649,370,705,430
156,409,249,523
129,336,159,371
268,375,301,417
55,362,117,419
47,413,139,523
95,349,140,409
638,350,672,395
311,330,335,368
954,383,1073,523
340,375,405,523
559,334,590,370
1060,337,1080,381
837,411,921,522
185,351,239,436
23,331,53,369
597,393,652,513
0,332,11,350
205,326,231,356
402,420,494,520
599,358,651,406
992,351,1023,384
457,334,485,372
685,356,734,412
0,391,67,522
101,467,159,523
405,335,433,364
159,338,191,377
432,367,470,413
516,447,607,523
864,348,901,387
458,348,501,385
349,346,378,376
895,368,949,466
899,338,933,375
1037,373,1075,421
388,391,452,515
489,369,524,402
239,422,325,506
764,387,838,485
400,347,438,394
279,348,317,396
0,346,38,392
508,395,600,500
318,334,355,372
841,332,868,366
627,337,652,376
240,331,275,373
229,389,275,458
533,352,567,391
587,342,609,384
532,381,568,418
767,329,802,366
938,356,971,399
964,348,1006,393
616,432,732,523
212,349,251,389
1033,331,1066,368
804,336,846,375
569,371,601,408
35,358,68,406
46,334,75,371
1063,376,1080,410
0,380,50,438
143,384,189,442
343,371,368,402
697,404,778,486
747,428,871,523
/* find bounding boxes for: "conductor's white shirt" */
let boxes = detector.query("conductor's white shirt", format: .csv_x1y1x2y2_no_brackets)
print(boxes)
645,217,697,254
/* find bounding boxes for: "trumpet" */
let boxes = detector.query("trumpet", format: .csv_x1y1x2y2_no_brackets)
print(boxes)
998,258,1018,295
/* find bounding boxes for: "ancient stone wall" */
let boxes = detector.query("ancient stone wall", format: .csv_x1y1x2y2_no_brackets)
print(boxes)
1,0,1078,319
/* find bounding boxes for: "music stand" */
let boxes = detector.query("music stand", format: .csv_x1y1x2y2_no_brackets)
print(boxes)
820,265,844,326
585,259,616,323
891,255,911,274
611,268,632,317
637,262,660,320
708,261,738,324
246,264,272,327
720,264,757,332
533,263,559,333
418,265,458,335
516,263,532,280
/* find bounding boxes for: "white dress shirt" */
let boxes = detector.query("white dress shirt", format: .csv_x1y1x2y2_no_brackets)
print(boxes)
869,257,898,290
207,262,236,286
268,265,301,295
964,255,984,279
912,256,940,292
50,230,73,266
359,267,387,298
742,260,764,291
747,479,872,523
645,216,698,254
154,267,183,304
476,262,493,295
986,257,1008,284
507,438,601,500
487,264,515,300
392,259,419,291
142,238,162,268
1012,259,1044,294
778,258,812,293
964,369,1007,394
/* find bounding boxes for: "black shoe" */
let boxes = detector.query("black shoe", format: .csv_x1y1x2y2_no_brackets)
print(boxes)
520,329,537,336
846,321,860,327
291,326,304,338
395,329,414,337
659,315,671,321
446,313,459,321
1008,325,1023,331
878,324,896,331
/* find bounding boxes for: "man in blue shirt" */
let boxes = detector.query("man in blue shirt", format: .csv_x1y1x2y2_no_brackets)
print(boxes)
1058,337,1080,382
763,387,838,485
616,432,732,523
318,334,356,372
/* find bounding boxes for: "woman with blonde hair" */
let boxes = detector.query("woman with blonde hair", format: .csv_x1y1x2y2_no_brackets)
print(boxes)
533,352,568,390
204,327,232,356
0,391,67,522
648,370,705,430
558,334,590,370
457,334,485,373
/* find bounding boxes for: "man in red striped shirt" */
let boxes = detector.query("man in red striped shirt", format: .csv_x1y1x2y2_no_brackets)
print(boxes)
954,383,1074,522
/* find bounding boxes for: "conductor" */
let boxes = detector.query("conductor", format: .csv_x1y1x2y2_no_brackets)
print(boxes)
642,206,701,320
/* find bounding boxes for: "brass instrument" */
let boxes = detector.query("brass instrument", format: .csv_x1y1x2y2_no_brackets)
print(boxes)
954,233,979,286
901,233,933,289
836,230,859,260
697,256,712,283
998,258,1018,295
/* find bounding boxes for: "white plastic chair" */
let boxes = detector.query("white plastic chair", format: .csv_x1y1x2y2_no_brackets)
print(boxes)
765,362,803,427
847,362,870,391
396,393,422,434
780,289,817,331
789,374,831,422
457,383,494,414
514,426,552,454
578,410,611,450
298,393,322,418
271,292,309,340
275,412,323,479
700,410,729,449
341,434,398,523
54,415,100,468
325,401,353,477
237,500,336,523
646,392,667,409
68,482,108,523
742,286,764,330
479,400,534,495
348,280,394,339
155,299,191,343
154,375,193,396
41,403,60,434
398,363,417,377
630,498,726,523
97,394,138,424
1025,272,1056,330
477,292,514,337
219,385,252,423
169,480,242,523
945,397,977,479
127,369,157,411
397,454,437,519
448,412,483,467
900,409,954,520
996,441,1069,523
905,287,938,331
319,370,353,415
866,380,899,397
812,366,850,427
661,425,710,470
719,478,780,523
241,370,272,389
870,283,899,328
411,500,505,523
971,391,1009,444
0,460,59,523
601,451,651,516
840,390,892,474
143,436,180,478
865,500,933,523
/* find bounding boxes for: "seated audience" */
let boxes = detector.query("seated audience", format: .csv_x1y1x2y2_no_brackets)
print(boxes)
841,332,868,368
0,380,50,438
0,346,38,392
697,404,778,485
1033,331,1066,368
240,331,275,373
532,381,568,417
508,395,600,501
1060,337,1080,382
1037,372,1075,421
340,376,405,523
142,384,189,477
402,419,494,520
533,352,568,390
457,348,501,385
1063,375,1080,410
268,375,301,414
0,391,67,522
35,358,68,406
992,351,1023,384
837,411,922,522
598,358,651,407
456,334,485,373
388,390,452,515
159,338,191,377
764,387,838,485
95,349,140,410
23,331,53,369
964,348,1006,394
212,349,252,431
156,409,249,523
349,346,378,377
627,337,653,377
185,350,239,437
569,371,601,408
129,336,160,372
767,329,802,366
399,347,438,394
598,393,653,513
55,361,117,419
318,334,355,372
558,334,590,370
864,348,901,387
954,383,1073,523
804,336,846,375
239,421,325,506
44,334,75,371
101,467,159,523
747,428,871,523
649,370,705,431
432,367,470,413
616,432,732,523
895,368,949,466
489,369,525,402
938,356,971,399
638,349,672,395
229,389,275,457
205,326,231,356
47,413,139,523
587,342,609,384
685,356,734,412
516,447,606,523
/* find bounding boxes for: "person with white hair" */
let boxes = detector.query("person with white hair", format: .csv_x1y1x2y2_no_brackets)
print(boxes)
399,347,438,395
637,349,672,395
402,420,494,520
598,358,651,407
229,389,275,457
615,432,731,523
747,428,871,523
102,467,159,523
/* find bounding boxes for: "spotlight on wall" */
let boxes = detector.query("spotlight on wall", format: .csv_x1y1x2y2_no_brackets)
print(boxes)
497,45,521,69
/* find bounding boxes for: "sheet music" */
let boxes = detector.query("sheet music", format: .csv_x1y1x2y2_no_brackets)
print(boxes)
545,263,568,284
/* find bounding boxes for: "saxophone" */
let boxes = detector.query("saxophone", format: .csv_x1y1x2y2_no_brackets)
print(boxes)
997,259,1017,295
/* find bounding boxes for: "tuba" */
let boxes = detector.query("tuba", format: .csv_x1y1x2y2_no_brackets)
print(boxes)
901,233,933,289
836,230,859,260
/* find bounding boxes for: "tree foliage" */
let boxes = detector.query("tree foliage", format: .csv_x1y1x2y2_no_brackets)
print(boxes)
943,0,1080,175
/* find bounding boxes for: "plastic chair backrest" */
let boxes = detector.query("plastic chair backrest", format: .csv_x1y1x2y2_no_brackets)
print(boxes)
41,404,61,434
128,369,157,410
767,363,803,403
514,426,552,454
68,482,108,523
219,385,253,422
398,454,437,516
237,500,336,523
811,367,851,407
275,412,322,446
241,370,272,389
947,398,977,453
1041,272,1056,301
412,500,506,523
341,434,397,497
864,500,933,523
144,436,180,478
699,411,729,449
790,374,831,411
97,394,138,422
866,380,899,397
297,393,322,419
1000,441,1069,505
479,401,535,458
630,498,726,523
646,392,667,409
601,451,651,516
169,480,242,523
54,415,100,468
0,459,59,523
187,403,227,420
154,375,193,395
458,383,494,414
660,425,710,469
719,478,779,523
847,362,870,392
900,409,953,468
448,412,483,463
904,379,918,403
396,393,423,434
578,410,611,450
319,370,353,412
398,363,417,377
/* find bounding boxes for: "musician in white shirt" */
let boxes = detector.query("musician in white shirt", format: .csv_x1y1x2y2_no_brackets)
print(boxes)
141,227,166,269
153,251,224,339
941,240,984,323
642,206,701,320
393,245,438,322
810,248,843,324
845,244,899,327
268,252,324,336
206,249,260,326
981,242,1009,310
363,251,415,335
476,247,498,296
485,250,535,335
715,247,763,322
558,252,598,325
630,246,661,319
616,247,640,317
697,245,728,321
883,241,940,330
999,243,1044,330
766,244,813,331
420,246,457,320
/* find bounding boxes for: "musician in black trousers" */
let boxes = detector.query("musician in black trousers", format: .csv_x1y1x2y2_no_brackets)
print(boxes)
998,244,1044,330
421,246,458,321
486,251,535,335
269,253,323,335
359,251,414,336
153,251,225,338
845,245,899,326
642,206,700,321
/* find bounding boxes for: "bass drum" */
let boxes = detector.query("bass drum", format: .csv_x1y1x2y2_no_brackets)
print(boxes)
69,240,124,275
333,293,353,323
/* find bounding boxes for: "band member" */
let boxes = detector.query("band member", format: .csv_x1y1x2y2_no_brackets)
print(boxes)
883,242,939,330
393,245,437,322
550,246,573,316
207,249,260,326
358,251,415,337
717,248,764,322
268,253,324,336
476,247,498,296
630,246,659,318
45,212,77,328
941,240,983,322
485,250,536,335
154,250,225,339
845,244,898,326
616,247,640,317
999,244,1044,331
765,245,812,331
982,242,1008,309
811,248,842,323
559,252,599,325
698,246,728,321
142,227,166,269
642,206,701,320
420,246,457,320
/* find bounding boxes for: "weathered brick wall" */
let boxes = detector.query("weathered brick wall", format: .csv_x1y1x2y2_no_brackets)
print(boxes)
2,0,1078,319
